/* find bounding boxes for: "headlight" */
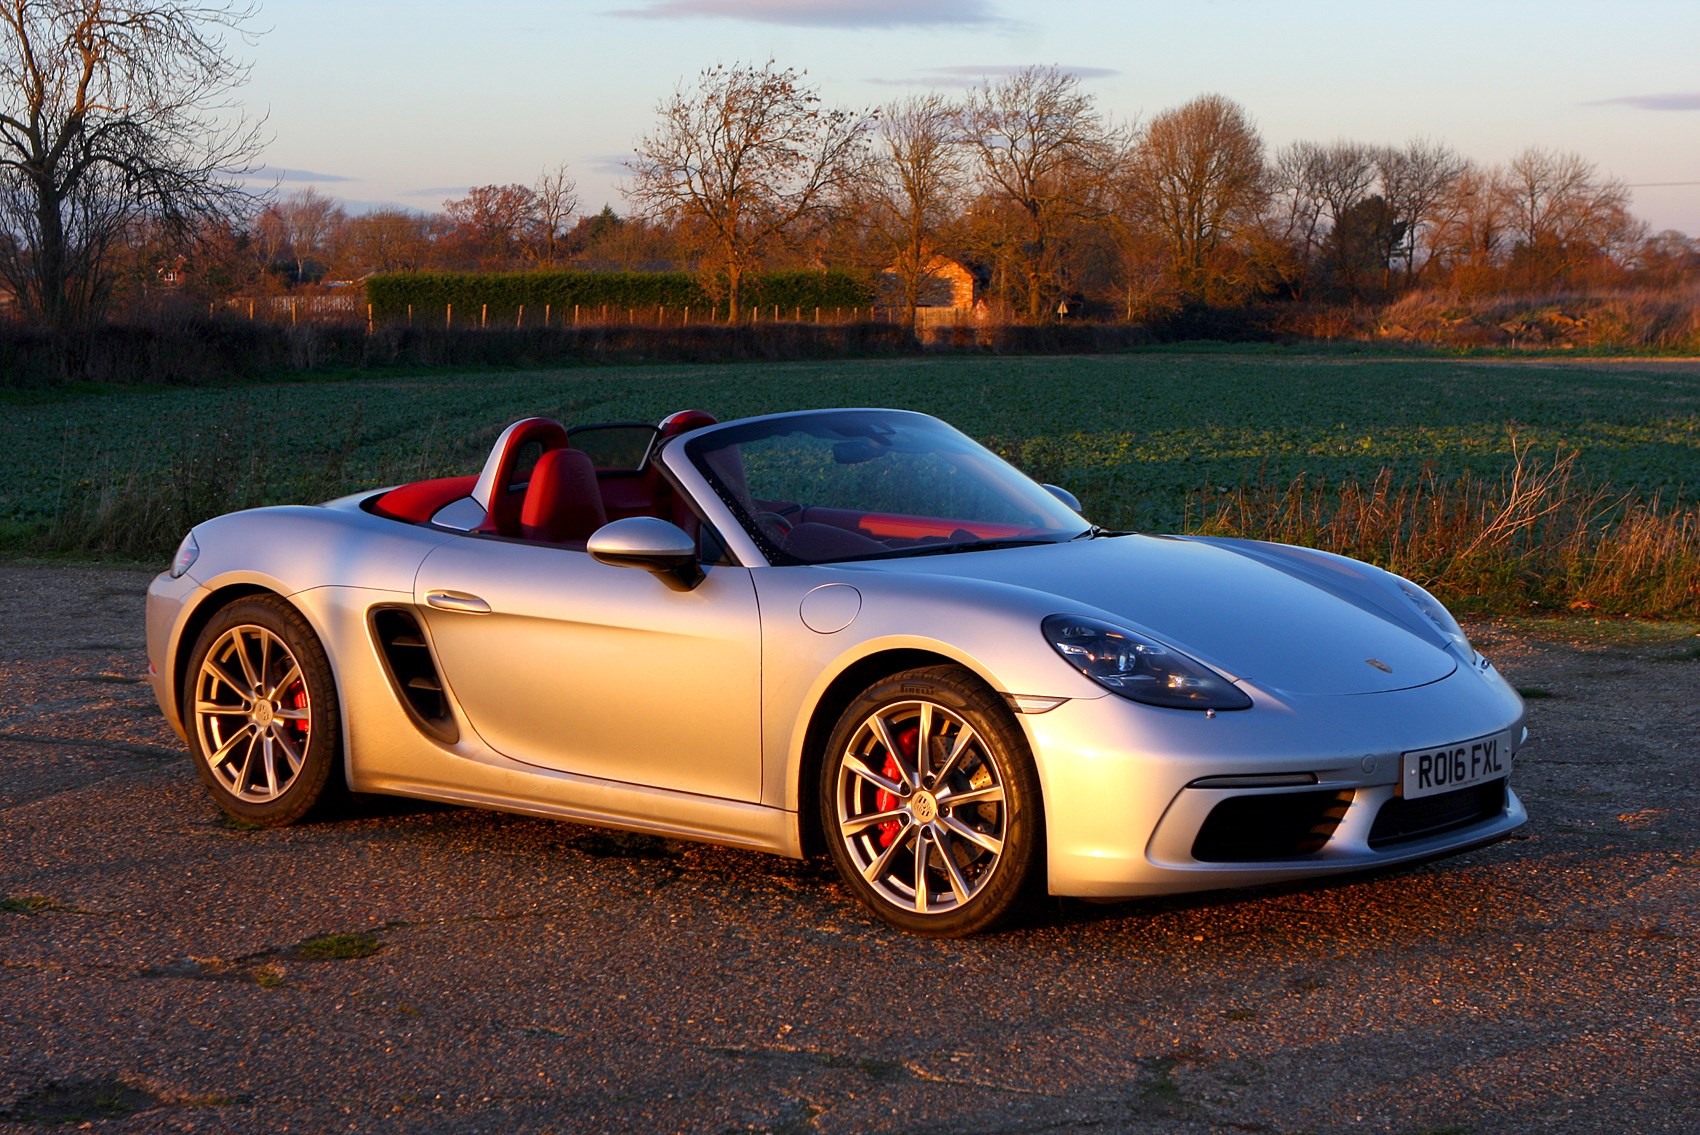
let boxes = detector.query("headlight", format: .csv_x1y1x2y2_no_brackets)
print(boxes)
1043,614,1252,711
1397,580,1471,655
169,531,200,579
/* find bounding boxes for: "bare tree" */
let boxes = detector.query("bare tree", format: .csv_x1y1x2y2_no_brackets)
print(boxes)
1425,161,1508,290
1496,147,1639,287
1374,138,1466,284
627,61,870,319
1268,140,1380,291
264,187,343,284
0,0,263,350
855,92,967,327
531,162,577,266
955,65,1121,320
340,207,431,276
1123,93,1266,296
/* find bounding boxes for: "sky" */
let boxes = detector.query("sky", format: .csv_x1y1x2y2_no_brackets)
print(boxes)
243,0,1700,235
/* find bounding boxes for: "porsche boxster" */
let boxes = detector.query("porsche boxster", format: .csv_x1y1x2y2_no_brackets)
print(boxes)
146,407,1527,935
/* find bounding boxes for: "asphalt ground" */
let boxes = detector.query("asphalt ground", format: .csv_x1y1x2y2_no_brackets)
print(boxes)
1,564,1696,1134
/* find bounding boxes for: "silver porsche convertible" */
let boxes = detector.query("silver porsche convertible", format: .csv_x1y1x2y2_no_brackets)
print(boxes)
146,407,1527,935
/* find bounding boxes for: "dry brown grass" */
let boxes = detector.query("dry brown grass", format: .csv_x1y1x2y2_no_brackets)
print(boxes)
1376,286,1700,352
1189,437,1700,618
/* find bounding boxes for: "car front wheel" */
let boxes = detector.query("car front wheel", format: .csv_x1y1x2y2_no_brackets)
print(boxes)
183,595,343,826
821,666,1042,936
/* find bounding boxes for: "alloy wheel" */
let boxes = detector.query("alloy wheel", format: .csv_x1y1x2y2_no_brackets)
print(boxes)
832,698,1009,916
192,623,313,803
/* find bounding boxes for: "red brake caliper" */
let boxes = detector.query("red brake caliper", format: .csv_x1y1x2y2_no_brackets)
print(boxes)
288,686,309,743
875,725,918,848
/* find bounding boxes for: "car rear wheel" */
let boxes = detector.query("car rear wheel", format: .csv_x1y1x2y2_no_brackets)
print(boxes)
821,666,1042,936
184,595,343,826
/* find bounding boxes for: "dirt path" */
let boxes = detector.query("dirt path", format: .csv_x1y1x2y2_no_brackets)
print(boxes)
1,565,1697,1134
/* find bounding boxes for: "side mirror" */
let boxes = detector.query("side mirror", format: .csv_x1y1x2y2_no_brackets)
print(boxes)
587,517,705,591
1042,484,1082,513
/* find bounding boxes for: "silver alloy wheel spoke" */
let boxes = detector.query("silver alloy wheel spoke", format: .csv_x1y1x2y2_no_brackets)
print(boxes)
933,727,976,785
272,728,305,775
261,733,279,796
235,636,260,691
941,814,1003,856
268,661,302,702
840,807,908,837
209,662,254,706
868,715,913,789
914,702,934,781
931,823,973,904
913,829,931,913
937,783,1005,809
209,722,255,770
232,730,258,791
842,755,905,798
862,822,916,884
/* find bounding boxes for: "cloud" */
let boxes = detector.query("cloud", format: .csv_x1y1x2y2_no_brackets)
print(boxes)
251,165,358,183
611,0,1004,29
868,64,1119,88
401,186,472,200
1588,92,1700,111
588,154,636,177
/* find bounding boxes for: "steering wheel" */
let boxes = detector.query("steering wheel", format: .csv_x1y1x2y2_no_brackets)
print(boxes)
756,511,795,540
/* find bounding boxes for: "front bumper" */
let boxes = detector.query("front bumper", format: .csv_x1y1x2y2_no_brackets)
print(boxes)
145,569,206,741
1023,662,1528,898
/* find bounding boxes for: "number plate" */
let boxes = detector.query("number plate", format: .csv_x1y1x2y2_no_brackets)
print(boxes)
1401,731,1512,799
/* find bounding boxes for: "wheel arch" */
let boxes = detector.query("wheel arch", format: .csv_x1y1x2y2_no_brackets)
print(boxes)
171,583,277,716
796,647,1005,859
171,583,353,792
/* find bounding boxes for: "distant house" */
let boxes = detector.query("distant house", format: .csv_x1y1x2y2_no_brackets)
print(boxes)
156,255,188,287
881,254,987,311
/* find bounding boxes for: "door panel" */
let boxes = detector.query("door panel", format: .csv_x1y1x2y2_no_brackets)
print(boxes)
416,538,762,802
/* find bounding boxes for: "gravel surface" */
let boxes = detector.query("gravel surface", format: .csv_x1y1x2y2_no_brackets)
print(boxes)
1,564,1696,1134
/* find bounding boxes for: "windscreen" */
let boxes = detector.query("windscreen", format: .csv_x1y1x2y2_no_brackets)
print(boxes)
683,409,1087,564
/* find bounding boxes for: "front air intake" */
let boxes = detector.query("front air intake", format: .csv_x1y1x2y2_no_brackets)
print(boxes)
1369,780,1506,848
369,607,459,744
1192,789,1355,862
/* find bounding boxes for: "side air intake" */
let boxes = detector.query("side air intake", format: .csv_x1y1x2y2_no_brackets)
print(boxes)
369,607,459,744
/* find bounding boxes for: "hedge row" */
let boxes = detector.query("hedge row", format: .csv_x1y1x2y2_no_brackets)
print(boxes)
0,319,922,387
365,270,877,322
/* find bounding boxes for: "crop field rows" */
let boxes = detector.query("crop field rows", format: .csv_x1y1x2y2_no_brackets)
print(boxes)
4,348,1698,614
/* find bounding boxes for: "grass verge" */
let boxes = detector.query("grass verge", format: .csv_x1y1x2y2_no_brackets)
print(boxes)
1191,437,1700,618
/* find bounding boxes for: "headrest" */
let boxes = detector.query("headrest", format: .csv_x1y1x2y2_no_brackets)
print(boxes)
658,409,717,438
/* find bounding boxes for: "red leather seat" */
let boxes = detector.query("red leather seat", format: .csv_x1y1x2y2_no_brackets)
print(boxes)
519,448,606,544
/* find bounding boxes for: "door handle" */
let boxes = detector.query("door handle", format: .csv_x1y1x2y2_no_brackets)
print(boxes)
424,589,491,614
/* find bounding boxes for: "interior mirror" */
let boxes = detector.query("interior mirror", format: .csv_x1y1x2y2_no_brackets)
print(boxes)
587,517,704,591
1042,484,1082,513
832,437,887,465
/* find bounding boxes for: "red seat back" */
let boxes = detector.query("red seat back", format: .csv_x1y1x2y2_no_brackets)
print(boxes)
520,448,607,544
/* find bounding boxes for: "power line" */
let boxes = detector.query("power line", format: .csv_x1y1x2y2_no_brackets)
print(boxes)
1623,180,1700,187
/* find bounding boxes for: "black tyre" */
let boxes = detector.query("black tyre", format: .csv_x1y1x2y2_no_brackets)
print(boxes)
820,665,1042,936
183,595,344,826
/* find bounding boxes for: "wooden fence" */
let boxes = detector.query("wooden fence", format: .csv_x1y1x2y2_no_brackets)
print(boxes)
220,296,921,330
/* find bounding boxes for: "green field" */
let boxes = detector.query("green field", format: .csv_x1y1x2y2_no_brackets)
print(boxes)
5,347,1699,561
